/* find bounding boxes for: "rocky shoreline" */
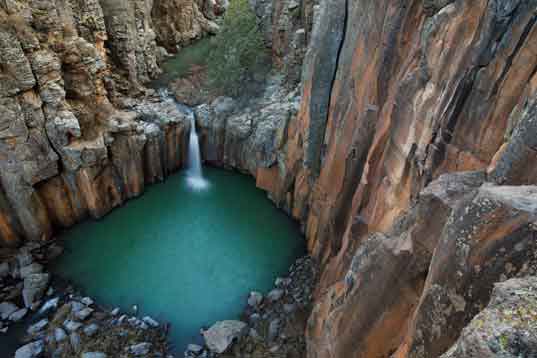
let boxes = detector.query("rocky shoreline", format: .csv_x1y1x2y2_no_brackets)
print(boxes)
0,239,317,358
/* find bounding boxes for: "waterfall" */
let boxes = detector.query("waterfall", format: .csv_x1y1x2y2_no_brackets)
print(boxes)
186,114,209,190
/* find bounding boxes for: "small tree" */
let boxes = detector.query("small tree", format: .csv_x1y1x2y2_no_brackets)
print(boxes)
207,0,268,96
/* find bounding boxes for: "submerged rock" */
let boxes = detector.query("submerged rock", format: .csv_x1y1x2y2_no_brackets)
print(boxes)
203,320,248,353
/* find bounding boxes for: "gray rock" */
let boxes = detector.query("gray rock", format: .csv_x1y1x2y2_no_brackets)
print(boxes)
20,263,43,278
0,262,9,278
0,302,19,319
81,297,94,306
54,328,67,342
27,319,48,335
110,307,120,316
248,291,263,308
267,288,284,302
187,344,204,354
63,320,83,332
82,353,107,358
128,342,152,355
70,301,85,313
75,307,94,320
38,297,59,314
83,323,99,337
268,319,281,342
15,340,44,358
22,273,49,307
283,303,296,313
16,251,33,267
142,315,159,327
203,320,248,353
70,332,81,352
9,308,28,321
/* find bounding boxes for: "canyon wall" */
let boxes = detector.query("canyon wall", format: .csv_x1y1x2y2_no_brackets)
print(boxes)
198,0,537,357
3,0,537,357
0,0,222,247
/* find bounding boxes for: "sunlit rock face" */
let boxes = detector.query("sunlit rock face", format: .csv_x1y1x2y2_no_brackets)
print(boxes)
0,0,207,244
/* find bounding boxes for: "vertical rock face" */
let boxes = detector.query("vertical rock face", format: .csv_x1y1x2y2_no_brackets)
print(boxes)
0,0,206,246
200,1,537,357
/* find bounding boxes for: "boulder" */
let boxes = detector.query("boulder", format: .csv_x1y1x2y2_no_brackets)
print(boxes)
27,319,48,335
14,341,44,358
74,307,94,320
19,263,43,279
128,342,152,356
63,319,83,332
203,320,248,353
9,308,28,321
247,291,263,308
267,288,284,302
0,302,19,319
54,328,67,342
82,353,107,358
22,273,49,308
83,323,99,337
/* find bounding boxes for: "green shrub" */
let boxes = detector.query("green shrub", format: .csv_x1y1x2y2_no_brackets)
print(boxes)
207,0,269,96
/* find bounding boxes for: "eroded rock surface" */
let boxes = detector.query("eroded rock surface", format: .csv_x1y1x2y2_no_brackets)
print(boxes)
0,0,210,245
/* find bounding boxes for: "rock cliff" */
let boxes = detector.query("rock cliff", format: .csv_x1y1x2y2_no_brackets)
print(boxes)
195,1,537,357
3,0,537,357
0,0,221,246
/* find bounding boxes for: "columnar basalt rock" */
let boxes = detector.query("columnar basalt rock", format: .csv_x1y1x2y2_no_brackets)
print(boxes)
0,0,197,246
199,1,537,357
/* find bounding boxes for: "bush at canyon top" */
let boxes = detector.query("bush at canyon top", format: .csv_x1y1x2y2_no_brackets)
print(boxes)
207,0,269,96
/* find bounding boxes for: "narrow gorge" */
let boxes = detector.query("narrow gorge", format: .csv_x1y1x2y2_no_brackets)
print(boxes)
1,0,537,358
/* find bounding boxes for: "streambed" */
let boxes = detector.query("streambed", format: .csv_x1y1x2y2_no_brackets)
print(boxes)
50,167,305,351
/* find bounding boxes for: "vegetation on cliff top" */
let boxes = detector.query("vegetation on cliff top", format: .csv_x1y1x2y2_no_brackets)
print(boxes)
207,0,269,96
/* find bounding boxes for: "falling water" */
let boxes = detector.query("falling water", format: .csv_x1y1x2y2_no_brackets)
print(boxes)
186,114,209,190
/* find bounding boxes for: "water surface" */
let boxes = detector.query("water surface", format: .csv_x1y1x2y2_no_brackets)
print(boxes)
51,167,305,351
